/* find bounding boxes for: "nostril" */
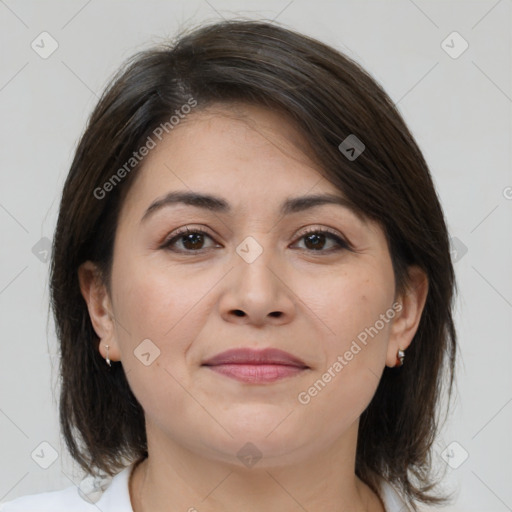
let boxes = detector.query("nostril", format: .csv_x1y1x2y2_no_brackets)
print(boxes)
233,310,245,317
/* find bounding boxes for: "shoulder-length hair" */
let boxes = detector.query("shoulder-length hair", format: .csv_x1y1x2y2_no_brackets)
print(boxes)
50,19,457,510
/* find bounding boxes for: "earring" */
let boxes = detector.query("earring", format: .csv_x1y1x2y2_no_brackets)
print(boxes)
105,345,111,367
395,348,405,367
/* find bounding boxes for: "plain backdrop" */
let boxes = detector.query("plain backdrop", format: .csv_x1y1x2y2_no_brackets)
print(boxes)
0,1,511,511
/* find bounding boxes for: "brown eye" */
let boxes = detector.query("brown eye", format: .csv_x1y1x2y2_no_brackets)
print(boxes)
303,232,327,250
294,229,349,252
180,232,206,250
161,227,218,253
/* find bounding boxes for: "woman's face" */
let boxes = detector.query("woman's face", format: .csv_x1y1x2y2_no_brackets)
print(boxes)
85,103,413,468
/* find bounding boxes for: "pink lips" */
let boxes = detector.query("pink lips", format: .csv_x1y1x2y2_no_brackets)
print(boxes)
202,348,309,383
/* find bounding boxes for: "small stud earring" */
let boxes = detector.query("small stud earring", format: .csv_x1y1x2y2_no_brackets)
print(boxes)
105,345,111,367
395,348,405,367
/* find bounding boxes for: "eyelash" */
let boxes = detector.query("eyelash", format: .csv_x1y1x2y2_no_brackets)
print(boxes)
160,225,351,254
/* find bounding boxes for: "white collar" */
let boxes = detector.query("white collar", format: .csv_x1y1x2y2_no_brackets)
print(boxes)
82,463,411,512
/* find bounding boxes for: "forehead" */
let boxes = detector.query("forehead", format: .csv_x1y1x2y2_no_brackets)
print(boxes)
154,104,319,175
117,103,374,232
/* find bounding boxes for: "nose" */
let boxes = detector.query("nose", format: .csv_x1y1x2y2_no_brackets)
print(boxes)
218,243,296,327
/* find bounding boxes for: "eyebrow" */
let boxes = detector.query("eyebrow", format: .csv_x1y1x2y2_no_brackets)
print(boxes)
140,191,367,224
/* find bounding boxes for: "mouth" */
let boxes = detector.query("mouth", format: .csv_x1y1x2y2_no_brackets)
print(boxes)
202,348,309,384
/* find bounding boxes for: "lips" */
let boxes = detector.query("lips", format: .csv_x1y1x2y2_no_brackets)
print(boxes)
202,348,309,383
202,348,308,368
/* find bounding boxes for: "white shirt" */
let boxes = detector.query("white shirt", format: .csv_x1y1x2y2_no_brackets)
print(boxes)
0,462,411,511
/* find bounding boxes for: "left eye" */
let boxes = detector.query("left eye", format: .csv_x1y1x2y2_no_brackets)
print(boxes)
161,228,349,253
292,229,348,252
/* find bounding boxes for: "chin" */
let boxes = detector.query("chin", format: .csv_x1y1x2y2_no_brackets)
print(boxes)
199,422,311,467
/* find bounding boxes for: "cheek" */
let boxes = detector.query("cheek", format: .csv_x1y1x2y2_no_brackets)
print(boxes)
111,253,199,340
294,267,393,406
293,301,393,447
301,265,394,351
109,255,217,385
109,263,197,424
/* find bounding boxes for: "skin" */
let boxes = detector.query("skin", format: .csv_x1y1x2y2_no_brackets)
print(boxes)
79,103,428,512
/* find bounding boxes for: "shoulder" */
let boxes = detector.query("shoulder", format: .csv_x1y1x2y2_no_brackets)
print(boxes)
0,464,135,512
0,485,95,512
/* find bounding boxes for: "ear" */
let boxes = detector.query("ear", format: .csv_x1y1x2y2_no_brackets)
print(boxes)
386,266,429,368
78,261,121,363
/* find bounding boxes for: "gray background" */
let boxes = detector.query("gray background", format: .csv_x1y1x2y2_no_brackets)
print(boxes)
0,1,511,510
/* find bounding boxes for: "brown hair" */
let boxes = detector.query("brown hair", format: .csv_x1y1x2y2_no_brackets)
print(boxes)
50,19,457,510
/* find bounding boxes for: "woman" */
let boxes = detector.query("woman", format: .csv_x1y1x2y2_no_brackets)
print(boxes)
1,19,457,512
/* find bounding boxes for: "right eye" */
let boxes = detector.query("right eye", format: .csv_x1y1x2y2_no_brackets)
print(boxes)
160,226,221,253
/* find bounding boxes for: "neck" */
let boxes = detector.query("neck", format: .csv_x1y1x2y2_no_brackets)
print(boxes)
129,422,385,512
